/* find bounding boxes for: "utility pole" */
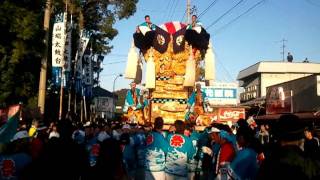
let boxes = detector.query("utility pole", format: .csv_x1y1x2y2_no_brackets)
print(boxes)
38,0,52,116
187,0,191,24
280,38,287,62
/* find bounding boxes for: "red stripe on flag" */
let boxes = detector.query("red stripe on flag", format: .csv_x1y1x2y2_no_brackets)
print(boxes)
165,22,176,35
173,22,181,31
160,22,187,34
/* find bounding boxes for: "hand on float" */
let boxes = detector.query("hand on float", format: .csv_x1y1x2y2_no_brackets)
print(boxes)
202,146,213,156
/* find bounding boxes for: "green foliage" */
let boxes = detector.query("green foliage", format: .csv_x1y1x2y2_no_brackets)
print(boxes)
0,0,139,109
0,0,44,107
53,0,138,54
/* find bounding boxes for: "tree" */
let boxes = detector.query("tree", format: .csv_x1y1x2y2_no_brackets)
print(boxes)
0,0,44,108
0,0,138,109
0,0,138,116
53,0,138,55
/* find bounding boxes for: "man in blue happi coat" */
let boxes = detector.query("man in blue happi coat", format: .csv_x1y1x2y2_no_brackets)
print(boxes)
165,120,196,179
186,83,208,122
144,117,169,180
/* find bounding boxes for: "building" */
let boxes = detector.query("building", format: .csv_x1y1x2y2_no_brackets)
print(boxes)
237,61,320,105
92,86,118,119
255,74,320,124
265,74,320,114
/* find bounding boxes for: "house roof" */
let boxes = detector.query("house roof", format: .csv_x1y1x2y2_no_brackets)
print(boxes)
92,86,117,98
237,61,320,80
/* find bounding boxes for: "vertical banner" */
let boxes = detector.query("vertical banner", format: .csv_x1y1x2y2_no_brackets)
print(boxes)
76,30,91,75
52,13,66,67
83,54,93,86
64,15,71,72
75,30,91,94
83,53,93,97
63,19,72,88
52,13,67,86
52,67,62,86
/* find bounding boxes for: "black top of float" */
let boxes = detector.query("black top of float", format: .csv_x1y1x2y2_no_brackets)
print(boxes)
133,21,210,54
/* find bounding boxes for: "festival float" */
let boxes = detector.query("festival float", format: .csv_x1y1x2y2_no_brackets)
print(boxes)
124,19,243,126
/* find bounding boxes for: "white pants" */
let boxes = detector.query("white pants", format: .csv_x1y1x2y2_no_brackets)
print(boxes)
145,171,165,180
165,173,188,180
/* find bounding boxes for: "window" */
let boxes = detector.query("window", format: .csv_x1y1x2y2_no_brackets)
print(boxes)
224,90,234,98
214,89,223,97
205,89,214,97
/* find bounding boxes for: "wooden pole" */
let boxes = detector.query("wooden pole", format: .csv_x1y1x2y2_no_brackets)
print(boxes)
83,95,87,121
74,91,77,114
59,71,64,120
80,98,83,123
38,0,52,115
148,89,153,123
187,0,191,24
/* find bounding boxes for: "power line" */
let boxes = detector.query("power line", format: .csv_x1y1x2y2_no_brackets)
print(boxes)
206,0,245,30
214,52,235,82
169,0,181,20
164,0,176,22
217,59,234,82
180,10,186,22
106,53,127,57
102,60,126,65
100,73,123,77
139,8,184,13
161,0,173,22
214,0,266,34
198,0,218,18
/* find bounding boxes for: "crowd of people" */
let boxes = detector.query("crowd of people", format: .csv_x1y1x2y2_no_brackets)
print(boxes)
1,113,320,180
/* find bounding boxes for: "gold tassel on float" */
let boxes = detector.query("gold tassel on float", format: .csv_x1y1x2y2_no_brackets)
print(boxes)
183,46,196,87
124,41,138,79
204,41,216,81
145,48,155,89
134,54,143,84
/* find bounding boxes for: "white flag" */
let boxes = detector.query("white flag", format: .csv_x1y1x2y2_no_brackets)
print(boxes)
52,13,67,67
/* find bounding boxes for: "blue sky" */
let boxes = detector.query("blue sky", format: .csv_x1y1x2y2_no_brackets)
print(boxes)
100,0,320,92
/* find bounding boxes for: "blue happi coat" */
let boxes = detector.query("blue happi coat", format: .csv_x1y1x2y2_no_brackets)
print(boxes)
187,91,207,109
165,133,196,177
139,22,156,31
188,131,202,172
144,131,169,172
123,89,141,112
185,91,208,120
133,132,146,168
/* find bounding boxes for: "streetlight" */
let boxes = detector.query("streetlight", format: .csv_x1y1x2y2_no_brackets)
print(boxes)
113,74,123,118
